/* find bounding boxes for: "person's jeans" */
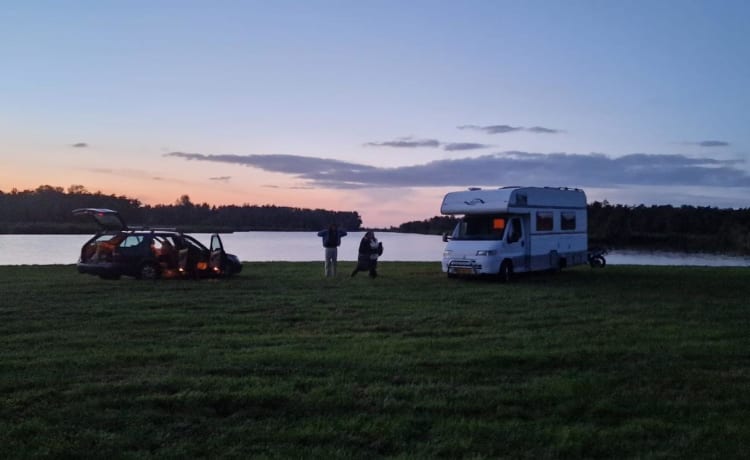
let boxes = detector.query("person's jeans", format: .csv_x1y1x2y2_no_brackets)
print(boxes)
324,247,338,277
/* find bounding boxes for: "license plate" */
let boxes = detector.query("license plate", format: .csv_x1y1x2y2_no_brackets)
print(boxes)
454,268,474,275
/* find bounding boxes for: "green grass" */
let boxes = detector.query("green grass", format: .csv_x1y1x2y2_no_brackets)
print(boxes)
2,262,749,458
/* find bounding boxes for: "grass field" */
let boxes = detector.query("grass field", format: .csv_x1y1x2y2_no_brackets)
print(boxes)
2,262,749,458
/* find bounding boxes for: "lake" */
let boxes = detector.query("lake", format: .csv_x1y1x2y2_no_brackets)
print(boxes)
1,232,749,267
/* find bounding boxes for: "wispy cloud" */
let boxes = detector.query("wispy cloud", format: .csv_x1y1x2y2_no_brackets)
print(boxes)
88,168,151,178
458,124,522,134
363,138,440,148
165,152,379,189
165,151,750,190
527,126,562,134
209,176,231,182
458,124,562,134
442,142,492,151
695,140,730,147
264,184,314,190
71,142,89,148
364,137,491,151
86,167,192,185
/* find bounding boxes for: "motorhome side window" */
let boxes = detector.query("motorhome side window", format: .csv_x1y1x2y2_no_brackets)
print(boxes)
536,211,553,231
561,212,576,231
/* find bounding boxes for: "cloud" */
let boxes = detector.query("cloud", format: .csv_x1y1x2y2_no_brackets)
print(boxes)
458,124,522,134
363,138,491,151
442,142,492,151
263,184,314,190
209,176,231,182
71,142,89,148
697,140,730,147
88,168,150,178
363,138,440,148
680,140,730,147
86,167,193,185
166,152,380,189
166,151,375,173
165,151,750,190
527,126,562,134
457,124,561,134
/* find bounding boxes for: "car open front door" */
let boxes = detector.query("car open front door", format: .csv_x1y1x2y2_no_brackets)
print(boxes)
209,234,226,275
177,235,207,278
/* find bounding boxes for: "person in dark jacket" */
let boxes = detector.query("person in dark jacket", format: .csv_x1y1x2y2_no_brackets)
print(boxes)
316,224,347,277
350,231,382,278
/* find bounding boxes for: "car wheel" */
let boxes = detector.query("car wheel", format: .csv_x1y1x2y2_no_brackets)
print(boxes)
138,262,160,280
498,260,513,282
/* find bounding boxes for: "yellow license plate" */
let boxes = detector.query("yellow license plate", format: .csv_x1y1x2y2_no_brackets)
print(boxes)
454,268,474,275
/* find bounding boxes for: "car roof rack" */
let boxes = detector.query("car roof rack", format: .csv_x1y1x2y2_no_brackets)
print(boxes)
126,226,181,232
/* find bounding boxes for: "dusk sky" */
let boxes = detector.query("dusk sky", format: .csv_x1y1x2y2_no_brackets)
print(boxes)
2,1,749,227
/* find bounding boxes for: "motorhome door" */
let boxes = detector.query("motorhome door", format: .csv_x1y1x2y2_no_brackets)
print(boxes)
505,217,528,272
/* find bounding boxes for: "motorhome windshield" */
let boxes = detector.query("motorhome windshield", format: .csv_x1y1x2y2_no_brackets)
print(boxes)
452,215,507,240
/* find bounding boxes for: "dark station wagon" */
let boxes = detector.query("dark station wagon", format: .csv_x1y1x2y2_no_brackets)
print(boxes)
74,208,242,280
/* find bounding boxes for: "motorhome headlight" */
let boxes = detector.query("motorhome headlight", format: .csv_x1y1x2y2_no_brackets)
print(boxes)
476,250,497,256
443,250,453,257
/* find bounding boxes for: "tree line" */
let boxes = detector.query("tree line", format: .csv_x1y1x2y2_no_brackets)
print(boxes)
587,201,750,254
4,186,750,254
0,185,362,233
395,201,750,254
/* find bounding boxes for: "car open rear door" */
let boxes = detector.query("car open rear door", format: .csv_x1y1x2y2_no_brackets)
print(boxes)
72,208,127,231
209,234,226,274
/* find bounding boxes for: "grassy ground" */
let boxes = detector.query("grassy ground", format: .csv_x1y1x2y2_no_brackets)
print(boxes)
1,262,749,459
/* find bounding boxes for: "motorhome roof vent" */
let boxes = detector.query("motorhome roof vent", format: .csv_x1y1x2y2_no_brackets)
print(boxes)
468,187,482,191
544,186,582,192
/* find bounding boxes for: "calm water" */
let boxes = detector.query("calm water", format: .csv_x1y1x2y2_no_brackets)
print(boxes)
1,232,749,267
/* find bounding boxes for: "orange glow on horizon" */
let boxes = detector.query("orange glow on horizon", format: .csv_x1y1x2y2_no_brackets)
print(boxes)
1,165,450,227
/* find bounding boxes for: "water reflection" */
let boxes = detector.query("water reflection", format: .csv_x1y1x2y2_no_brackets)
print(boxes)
604,249,750,267
0,232,749,266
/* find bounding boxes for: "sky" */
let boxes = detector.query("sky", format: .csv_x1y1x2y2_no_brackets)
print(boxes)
2,0,749,227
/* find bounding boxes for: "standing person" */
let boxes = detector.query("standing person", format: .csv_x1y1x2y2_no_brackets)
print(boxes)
351,231,383,278
317,223,347,277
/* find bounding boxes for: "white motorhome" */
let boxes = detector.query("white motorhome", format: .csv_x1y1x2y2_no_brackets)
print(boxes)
441,186,589,279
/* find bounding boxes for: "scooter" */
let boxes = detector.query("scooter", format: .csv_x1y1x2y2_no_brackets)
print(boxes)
588,247,607,268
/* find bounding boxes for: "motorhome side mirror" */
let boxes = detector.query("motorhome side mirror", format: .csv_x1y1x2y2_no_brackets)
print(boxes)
442,232,450,243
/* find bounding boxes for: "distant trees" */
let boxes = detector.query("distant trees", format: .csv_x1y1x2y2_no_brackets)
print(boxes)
0,185,143,233
397,202,750,254
588,201,750,254
394,216,458,235
4,185,750,254
0,186,362,233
